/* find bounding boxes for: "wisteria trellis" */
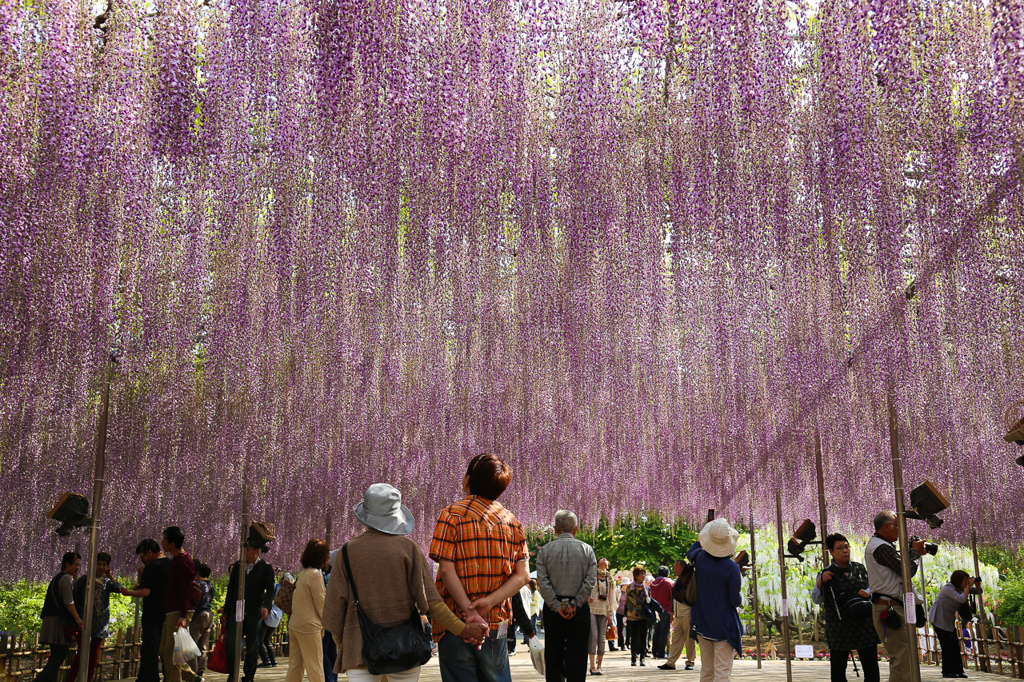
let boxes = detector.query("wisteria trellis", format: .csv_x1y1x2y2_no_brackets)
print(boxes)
1,0,1023,580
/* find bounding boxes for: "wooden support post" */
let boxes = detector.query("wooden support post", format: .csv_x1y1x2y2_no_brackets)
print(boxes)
970,525,992,673
78,357,116,682
1016,625,1024,679
749,506,763,670
113,630,123,680
814,427,829,569
232,480,250,682
887,391,922,682
776,489,793,682
918,558,933,666
133,600,141,678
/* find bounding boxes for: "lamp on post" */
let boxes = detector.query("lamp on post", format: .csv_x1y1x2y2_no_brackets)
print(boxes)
1003,400,1024,468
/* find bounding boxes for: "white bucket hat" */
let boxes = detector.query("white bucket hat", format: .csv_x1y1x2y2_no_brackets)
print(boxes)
699,518,739,558
353,483,415,535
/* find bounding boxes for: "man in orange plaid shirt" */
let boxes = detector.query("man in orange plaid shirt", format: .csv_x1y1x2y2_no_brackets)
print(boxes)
430,453,530,682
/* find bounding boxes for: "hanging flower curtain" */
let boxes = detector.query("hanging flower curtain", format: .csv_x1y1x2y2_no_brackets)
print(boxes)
0,0,1022,580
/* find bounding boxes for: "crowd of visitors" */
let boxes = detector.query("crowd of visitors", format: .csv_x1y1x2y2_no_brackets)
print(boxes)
36,455,983,682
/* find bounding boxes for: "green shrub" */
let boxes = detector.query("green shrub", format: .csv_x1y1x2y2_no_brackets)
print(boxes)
526,514,698,574
0,581,47,633
995,575,1024,627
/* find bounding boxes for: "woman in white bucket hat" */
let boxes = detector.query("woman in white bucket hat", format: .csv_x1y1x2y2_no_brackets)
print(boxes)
685,518,743,682
322,484,488,682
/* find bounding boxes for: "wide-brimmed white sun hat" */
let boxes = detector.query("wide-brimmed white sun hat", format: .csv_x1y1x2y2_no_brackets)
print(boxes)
699,518,739,558
353,483,415,535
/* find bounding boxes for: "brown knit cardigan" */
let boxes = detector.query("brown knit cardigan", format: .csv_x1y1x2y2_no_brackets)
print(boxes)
322,528,441,673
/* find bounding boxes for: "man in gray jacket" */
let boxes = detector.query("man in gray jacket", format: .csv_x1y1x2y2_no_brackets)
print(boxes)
536,511,597,682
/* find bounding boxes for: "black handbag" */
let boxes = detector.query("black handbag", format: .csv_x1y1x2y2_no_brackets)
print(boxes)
834,591,872,620
341,544,433,675
640,590,661,625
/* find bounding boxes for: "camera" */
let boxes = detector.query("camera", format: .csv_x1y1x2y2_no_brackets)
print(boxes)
974,576,982,585
910,536,939,556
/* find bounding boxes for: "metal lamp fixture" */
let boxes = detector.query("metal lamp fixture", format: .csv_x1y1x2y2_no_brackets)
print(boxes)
48,492,91,536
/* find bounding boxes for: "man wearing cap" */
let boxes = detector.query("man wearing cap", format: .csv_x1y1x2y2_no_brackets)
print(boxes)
225,537,276,682
535,510,597,682
686,519,743,682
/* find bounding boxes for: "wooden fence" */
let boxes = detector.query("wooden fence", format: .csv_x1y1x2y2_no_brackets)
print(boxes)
1,624,288,682
750,611,1024,678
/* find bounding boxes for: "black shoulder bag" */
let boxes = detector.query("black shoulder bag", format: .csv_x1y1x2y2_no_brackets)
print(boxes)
341,543,433,675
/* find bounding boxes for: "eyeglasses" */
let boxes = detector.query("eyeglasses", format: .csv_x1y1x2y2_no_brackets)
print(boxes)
833,545,851,551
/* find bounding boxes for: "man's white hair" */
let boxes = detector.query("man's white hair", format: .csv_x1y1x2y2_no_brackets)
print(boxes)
554,510,578,533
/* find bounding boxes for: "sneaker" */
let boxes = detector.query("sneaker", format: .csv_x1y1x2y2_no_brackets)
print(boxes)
631,661,637,667
684,663,694,670
640,660,646,667
657,664,676,670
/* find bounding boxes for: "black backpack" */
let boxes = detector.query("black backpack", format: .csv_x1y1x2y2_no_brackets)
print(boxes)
673,560,698,606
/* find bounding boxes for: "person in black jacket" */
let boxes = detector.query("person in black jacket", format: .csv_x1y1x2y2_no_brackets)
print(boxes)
122,540,171,682
225,540,276,682
811,533,880,682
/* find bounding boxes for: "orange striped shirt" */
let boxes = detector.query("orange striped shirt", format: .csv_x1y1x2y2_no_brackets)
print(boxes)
429,495,527,639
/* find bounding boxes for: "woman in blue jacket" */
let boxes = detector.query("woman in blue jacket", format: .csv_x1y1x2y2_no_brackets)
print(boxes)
686,519,742,682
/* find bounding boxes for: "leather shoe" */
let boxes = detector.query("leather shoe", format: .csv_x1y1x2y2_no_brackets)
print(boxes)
657,664,676,670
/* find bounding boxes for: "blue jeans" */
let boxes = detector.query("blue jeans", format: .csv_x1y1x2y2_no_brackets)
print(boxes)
322,630,338,682
437,630,511,682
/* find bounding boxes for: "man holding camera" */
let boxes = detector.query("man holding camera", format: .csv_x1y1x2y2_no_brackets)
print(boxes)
864,511,927,682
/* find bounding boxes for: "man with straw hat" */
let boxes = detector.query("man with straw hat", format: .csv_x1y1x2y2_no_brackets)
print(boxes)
686,518,743,682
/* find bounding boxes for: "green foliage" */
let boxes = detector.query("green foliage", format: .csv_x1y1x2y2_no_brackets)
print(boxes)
979,545,1024,581
526,514,698,573
209,573,231,614
0,580,47,633
995,575,1024,627
0,572,202,635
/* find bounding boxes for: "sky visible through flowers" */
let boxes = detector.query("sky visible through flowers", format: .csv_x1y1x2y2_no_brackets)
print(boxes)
1,0,1022,579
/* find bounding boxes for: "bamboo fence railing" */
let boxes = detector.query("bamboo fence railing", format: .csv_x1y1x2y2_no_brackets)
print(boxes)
1,623,288,682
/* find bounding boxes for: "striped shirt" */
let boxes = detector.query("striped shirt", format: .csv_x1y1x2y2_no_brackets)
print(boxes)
429,495,527,638
536,533,597,609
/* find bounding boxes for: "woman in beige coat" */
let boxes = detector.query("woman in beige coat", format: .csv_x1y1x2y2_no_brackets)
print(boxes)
323,484,487,682
285,539,330,682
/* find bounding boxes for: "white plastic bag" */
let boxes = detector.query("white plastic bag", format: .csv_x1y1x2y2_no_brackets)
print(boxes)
528,635,545,675
173,626,201,666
